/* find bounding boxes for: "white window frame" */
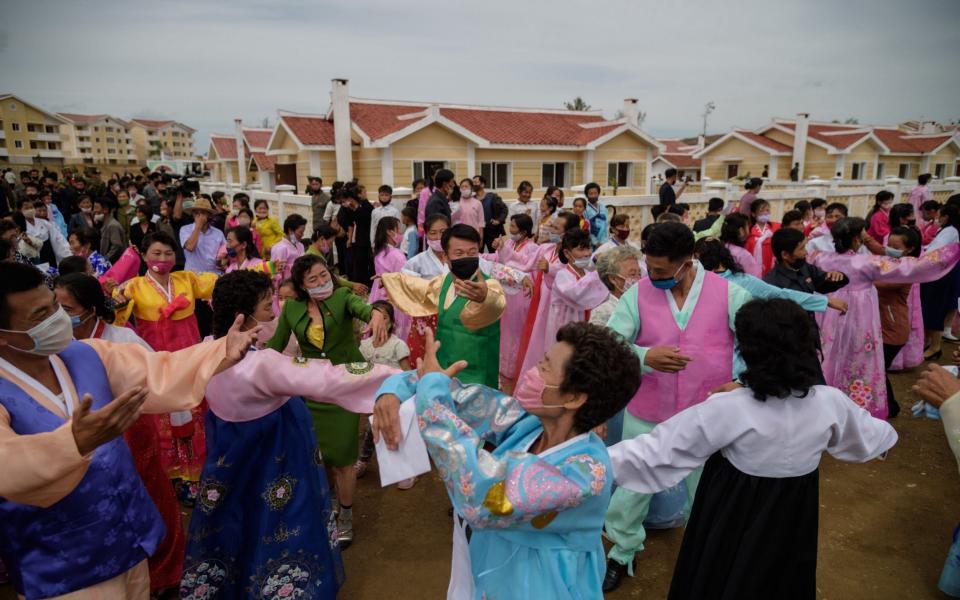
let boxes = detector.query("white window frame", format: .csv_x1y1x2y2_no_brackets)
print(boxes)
11,123,20,132
479,161,512,191
876,162,886,180
14,140,23,149
541,162,569,188
851,161,867,180
606,161,634,187
898,163,911,179
934,163,947,180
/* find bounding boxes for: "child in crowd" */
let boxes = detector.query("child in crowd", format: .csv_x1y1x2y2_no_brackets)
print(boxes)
573,197,591,231
254,199,284,254
454,179,485,237
401,206,419,259
921,200,942,246
782,209,804,231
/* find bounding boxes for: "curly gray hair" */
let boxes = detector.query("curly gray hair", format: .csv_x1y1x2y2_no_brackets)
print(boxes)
595,246,641,291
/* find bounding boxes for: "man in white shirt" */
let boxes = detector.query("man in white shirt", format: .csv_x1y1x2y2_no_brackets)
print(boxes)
18,198,71,265
370,185,401,248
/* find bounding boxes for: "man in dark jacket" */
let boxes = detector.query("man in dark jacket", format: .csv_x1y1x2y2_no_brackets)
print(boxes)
764,228,849,299
424,168,455,221
474,174,508,251
692,197,725,233
307,176,330,227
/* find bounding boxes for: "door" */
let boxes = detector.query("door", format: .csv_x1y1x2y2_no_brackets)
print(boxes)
425,161,446,181
726,163,739,179
275,163,298,192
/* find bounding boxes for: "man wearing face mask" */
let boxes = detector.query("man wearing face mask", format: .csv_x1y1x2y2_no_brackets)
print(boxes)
765,228,849,304
379,224,508,388
370,184,401,248
424,168,456,223
371,323,641,599
0,261,260,600
601,222,753,592
19,198,72,267
592,213,640,260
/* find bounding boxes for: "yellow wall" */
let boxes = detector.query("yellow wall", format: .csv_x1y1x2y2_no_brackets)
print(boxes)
390,123,469,188
930,145,959,180
474,148,583,197
879,157,922,180
353,146,382,190
67,118,137,166
592,132,652,194
701,137,771,180
842,141,881,180
0,98,64,163
802,143,836,179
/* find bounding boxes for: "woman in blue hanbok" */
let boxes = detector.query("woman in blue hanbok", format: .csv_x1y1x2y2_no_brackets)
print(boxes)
180,271,398,599
373,322,641,599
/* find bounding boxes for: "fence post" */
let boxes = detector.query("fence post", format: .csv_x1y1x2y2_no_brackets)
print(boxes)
276,184,296,222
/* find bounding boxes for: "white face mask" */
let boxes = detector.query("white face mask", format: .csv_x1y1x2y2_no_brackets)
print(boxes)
22,208,36,220
460,187,473,198
0,306,74,356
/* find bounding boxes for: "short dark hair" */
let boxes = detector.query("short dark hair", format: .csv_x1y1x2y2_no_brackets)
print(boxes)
254,199,269,210
0,262,46,328
434,169,456,188
440,223,481,253
55,273,113,323
610,213,630,228
694,238,742,274
472,174,487,187
921,200,941,212
749,198,769,216
888,203,915,229
918,173,931,186
831,217,867,253
378,184,393,195
140,230,178,254
875,190,894,204
793,200,811,214
517,180,533,195
412,177,427,189
664,168,678,179
708,197,725,212
510,213,534,237
736,299,822,401
68,228,99,249
401,206,417,222
57,256,90,277
584,182,601,195
667,204,686,216
558,228,591,264
771,227,805,262
211,270,274,339
810,198,827,210
312,223,337,241
781,210,803,228
556,211,581,232
825,202,848,216
643,222,694,261
555,321,641,434
650,204,666,220
283,213,308,235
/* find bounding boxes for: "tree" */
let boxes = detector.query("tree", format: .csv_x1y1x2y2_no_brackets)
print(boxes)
564,97,592,111
614,109,648,128
831,117,860,124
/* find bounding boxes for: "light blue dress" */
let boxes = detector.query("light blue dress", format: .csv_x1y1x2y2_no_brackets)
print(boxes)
377,371,612,599
718,269,829,311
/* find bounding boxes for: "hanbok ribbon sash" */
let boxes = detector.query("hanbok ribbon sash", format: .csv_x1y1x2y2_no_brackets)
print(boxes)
160,294,191,320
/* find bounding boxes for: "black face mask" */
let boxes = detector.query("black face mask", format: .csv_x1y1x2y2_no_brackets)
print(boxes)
788,257,807,270
449,256,479,280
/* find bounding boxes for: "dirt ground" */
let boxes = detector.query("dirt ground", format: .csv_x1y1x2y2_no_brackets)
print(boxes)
2,360,957,599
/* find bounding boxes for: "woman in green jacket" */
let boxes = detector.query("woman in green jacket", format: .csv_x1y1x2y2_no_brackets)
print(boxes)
267,253,388,547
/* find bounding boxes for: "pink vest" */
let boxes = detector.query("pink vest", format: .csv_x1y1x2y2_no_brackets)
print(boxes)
628,270,734,423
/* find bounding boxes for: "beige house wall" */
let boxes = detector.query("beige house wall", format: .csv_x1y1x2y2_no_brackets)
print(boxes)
353,146,382,190
930,146,959,180
842,141,881,180
879,156,922,180
0,100,64,164
701,137,772,180
592,133,652,194
390,123,469,188
474,148,583,197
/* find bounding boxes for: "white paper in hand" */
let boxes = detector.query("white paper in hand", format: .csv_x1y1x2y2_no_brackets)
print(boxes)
370,398,431,487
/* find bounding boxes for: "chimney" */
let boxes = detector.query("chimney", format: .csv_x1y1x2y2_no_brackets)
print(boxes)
793,113,809,181
697,134,705,149
331,78,354,181
234,118,246,188
622,98,639,126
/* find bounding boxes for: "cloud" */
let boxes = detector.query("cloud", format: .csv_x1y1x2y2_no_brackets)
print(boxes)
3,0,958,150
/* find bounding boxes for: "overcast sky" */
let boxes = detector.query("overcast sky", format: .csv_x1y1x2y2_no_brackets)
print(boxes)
4,0,958,153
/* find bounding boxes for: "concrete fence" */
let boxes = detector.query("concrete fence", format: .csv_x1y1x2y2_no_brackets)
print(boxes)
201,177,960,243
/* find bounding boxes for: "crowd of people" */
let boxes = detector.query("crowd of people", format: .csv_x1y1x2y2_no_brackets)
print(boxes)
0,163,959,599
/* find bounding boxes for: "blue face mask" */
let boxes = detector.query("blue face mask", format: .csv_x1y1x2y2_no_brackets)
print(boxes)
548,233,562,244
650,263,687,290
70,312,91,328
884,246,903,258
226,247,237,258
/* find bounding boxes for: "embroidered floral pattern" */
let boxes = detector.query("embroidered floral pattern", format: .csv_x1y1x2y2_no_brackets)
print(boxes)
262,474,298,511
326,511,339,549
197,480,227,514
344,361,374,375
180,559,229,599
847,379,874,408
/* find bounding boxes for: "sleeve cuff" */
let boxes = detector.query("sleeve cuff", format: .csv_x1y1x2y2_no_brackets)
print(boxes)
635,346,652,374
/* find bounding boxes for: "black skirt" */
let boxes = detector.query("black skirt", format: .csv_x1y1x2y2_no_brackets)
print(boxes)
668,453,819,600
921,261,960,330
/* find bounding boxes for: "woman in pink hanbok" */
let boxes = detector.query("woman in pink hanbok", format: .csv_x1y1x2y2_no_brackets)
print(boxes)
883,205,925,370
810,217,960,418
519,228,608,374
370,216,411,341
720,213,762,277
482,213,540,391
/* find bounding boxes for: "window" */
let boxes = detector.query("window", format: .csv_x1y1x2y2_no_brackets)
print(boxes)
726,163,739,179
11,123,20,132
935,163,947,180
107,148,116,154
106,137,115,144
851,162,867,180
14,140,23,149
412,160,449,184
45,125,56,133
479,162,511,190
27,123,39,132
95,137,100,142
607,162,633,187
541,162,568,188
898,163,911,179
29,141,38,149
876,162,885,179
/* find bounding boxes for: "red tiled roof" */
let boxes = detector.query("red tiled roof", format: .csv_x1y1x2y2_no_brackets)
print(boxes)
131,118,175,128
661,153,700,168
440,107,610,146
242,129,272,150
280,115,335,146
348,101,630,147
659,139,700,154
250,152,276,172
736,130,792,152
210,135,238,160
902,134,955,153
872,129,954,153
58,113,108,124
815,132,873,150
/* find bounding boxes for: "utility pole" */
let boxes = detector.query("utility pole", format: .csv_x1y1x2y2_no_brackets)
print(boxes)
701,101,716,137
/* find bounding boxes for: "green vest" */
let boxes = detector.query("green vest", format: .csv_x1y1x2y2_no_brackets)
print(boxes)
436,273,500,388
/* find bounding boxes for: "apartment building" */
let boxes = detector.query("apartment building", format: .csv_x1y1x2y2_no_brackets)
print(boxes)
0,93,69,167
129,118,196,162
58,113,137,166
